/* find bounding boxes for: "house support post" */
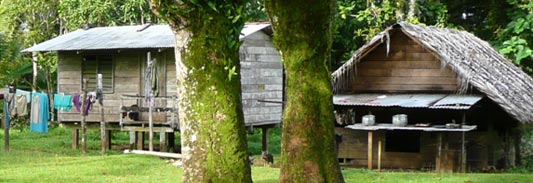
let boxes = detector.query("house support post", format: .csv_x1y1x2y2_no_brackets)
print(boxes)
368,131,373,170
436,132,442,173
106,130,112,150
160,130,168,152
168,132,176,153
461,113,467,173
136,132,145,150
149,106,153,151
378,136,382,172
72,129,79,149
262,127,269,152
129,131,136,150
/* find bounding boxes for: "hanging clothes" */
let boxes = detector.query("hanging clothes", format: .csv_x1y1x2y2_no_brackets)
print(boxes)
30,92,49,133
16,89,31,103
53,94,72,111
10,94,28,117
72,93,95,116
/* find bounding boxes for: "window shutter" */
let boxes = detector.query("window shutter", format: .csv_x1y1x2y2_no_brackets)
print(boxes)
82,56,114,93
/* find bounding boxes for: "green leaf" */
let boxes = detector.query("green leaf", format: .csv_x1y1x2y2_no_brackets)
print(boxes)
516,48,532,62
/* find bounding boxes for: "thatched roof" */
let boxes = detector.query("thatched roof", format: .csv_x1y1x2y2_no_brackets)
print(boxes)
332,22,533,123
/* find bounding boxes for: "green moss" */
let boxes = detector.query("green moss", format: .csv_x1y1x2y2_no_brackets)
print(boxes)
265,0,344,182
150,1,251,182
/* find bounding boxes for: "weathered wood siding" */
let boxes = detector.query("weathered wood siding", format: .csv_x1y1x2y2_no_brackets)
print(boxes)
57,32,283,127
57,50,175,123
239,31,283,126
352,30,458,93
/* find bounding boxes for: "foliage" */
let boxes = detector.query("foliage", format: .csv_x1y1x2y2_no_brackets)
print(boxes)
246,128,281,155
331,0,449,68
58,0,161,32
495,0,533,75
245,0,268,21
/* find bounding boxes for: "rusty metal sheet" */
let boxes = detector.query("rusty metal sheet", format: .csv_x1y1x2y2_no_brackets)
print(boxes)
334,94,483,110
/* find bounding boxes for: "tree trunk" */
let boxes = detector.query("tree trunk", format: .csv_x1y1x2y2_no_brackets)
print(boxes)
150,1,252,182
265,1,344,182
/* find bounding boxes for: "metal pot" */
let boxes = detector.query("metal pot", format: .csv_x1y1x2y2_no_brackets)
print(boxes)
362,115,375,126
392,114,408,126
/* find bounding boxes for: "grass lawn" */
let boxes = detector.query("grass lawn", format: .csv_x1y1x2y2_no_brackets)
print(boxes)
1,126,532,183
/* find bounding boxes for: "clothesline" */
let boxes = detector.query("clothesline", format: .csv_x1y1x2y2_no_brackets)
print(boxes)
3,89,99,133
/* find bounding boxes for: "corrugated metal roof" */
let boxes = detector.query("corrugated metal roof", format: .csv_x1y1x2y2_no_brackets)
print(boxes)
23,23,271,52
333,94,483,110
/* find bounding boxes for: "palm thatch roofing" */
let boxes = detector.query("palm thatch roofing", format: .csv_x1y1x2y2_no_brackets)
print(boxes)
332,22,533,123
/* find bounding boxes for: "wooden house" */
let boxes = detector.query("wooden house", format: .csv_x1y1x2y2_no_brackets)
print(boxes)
331,22,533,172
23,23,283,151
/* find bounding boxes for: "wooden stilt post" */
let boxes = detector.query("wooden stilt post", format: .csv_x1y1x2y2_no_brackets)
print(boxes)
461,113,467,173
149,107,153,151
436,132,442,173
262,127,269,152
168,132,176,153
80,78,88,155
377,140,381,171
97,74,106,155
106,130,112,150
129,131,136,150
72,129,79,149
137,132,145,150
160,131,167,152
368,131,373,170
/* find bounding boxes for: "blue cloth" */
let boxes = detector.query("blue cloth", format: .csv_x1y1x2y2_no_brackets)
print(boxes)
53,94,72,111
30,92,49,133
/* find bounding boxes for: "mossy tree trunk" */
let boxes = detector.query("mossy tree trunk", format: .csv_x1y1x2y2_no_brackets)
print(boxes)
149,1,252,182
265,1,344,182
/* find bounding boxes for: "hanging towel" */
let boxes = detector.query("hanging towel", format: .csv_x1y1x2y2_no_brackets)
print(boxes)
54,94,72,111
10,94,28,116
30,94,40,124
16,89,31,103
30,92,49,133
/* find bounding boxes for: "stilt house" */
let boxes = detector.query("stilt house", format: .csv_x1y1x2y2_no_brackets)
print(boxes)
23,23,283,151
331,22,533,172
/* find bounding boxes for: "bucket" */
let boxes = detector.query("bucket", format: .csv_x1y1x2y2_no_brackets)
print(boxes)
392,114,408,126
362,115,375,126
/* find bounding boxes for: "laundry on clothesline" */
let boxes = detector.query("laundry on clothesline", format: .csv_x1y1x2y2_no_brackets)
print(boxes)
72,92,96,116
30,92,49,133
53,94,72,111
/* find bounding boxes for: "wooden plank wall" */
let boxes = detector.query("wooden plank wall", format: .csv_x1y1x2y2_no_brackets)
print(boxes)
57,50,168,122
335,127,502,171
336,127,455,170
353,30,458,93
240,31,283,126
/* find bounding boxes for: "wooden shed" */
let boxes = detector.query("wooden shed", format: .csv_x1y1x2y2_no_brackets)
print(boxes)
331,22,533,172
23,23,283,151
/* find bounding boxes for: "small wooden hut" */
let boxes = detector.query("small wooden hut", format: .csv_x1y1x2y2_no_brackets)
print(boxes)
23,23,283,152
331,22,533,172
